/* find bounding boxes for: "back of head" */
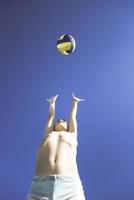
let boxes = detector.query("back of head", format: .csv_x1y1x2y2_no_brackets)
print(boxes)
54,118,69,131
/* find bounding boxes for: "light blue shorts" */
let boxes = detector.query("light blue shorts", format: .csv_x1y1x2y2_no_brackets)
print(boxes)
27,174,86,200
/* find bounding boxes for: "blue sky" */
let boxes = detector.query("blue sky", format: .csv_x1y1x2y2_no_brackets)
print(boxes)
1,1,134,199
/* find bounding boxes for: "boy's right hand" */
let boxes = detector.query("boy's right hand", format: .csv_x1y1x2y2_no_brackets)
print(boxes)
46,94,59,104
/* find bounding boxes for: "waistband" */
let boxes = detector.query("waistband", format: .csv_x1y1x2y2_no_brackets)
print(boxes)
32,174,78,181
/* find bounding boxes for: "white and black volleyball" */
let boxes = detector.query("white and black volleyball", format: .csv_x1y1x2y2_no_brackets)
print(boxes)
56,34,76,55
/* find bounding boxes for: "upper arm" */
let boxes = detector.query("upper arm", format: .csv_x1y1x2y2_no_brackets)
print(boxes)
44,115,55,135
68,116,77,134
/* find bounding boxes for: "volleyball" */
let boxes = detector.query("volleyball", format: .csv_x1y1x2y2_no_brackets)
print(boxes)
56,34,76,55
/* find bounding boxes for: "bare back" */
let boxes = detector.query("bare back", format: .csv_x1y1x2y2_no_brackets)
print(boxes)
34,131,79,177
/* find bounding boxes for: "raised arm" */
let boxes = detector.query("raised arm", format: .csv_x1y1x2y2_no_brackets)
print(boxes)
68,93,85,133
44,94,58,136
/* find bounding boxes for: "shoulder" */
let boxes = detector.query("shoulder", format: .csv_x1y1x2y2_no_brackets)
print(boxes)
67,130,77,134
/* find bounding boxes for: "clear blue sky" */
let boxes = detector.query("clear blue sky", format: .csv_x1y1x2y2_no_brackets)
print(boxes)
1,1,134,199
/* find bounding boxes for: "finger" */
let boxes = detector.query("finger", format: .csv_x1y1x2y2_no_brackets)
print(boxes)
46,98,50,102
53,95,58,102
77,98,85,102
80,99,85,101
55,94,59,99
72,92,75,97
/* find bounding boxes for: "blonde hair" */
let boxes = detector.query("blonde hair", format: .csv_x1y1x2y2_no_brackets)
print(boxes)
54,118,69,131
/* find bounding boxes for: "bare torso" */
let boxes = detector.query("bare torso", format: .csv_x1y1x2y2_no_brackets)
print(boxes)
34,131,79,177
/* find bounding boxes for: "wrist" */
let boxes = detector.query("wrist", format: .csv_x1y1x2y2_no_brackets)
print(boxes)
72,99,79,103
50,102,55,107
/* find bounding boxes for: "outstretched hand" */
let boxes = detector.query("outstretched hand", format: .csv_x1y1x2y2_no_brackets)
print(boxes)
46,94,59,104
46,93,85,104
72,93,85,102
